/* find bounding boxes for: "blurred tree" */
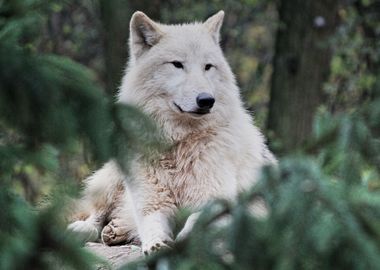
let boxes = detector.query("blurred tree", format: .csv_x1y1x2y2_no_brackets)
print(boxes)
354,0,380,100
323,0,380,133
0,0,162,268
99,0,161,96
39,1,103,82
99,0,130,96
267,0,339,153
353,0,380,138
0,0,109,268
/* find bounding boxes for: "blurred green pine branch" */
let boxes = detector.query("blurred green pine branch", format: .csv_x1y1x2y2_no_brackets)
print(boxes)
0,0,164,269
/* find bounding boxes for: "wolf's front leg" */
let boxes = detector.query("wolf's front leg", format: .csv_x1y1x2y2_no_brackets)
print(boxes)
130,164,177,254
140,210,174,255
133,185,176,254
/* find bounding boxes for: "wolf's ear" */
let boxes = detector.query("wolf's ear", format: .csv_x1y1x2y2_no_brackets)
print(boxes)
129,11,163,58
203,10,225,43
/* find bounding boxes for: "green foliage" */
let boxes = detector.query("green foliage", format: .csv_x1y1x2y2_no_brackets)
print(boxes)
0,188,103,270
110,104,168,172
0,0,101,268
0,0,162,269
326,2,380,111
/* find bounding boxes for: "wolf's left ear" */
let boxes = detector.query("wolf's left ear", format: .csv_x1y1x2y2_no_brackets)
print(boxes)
203,10,225,43
129,11,163,59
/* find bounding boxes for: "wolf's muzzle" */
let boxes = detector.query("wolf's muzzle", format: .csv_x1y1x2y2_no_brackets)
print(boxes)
196,92,215,110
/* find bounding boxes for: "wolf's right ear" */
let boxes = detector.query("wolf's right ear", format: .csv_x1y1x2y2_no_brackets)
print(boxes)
129,11,163,59
204,10,225,43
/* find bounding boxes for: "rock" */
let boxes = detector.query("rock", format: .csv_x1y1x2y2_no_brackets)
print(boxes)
85,242,142,269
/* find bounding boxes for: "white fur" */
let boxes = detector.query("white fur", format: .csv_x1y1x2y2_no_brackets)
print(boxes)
67,217,99,243
140,212,173,254
67,10,276,254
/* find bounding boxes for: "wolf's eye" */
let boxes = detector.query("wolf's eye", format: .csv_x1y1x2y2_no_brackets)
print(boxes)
205,64,214,71
171,61,184,69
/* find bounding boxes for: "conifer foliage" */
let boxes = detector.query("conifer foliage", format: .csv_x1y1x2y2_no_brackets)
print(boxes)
0,1,160,269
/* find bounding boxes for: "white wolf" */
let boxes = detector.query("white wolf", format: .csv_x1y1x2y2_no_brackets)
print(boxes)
68,10,276,254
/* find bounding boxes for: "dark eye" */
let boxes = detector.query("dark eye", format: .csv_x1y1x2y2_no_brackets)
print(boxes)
205,64,214,71
171,61,184,69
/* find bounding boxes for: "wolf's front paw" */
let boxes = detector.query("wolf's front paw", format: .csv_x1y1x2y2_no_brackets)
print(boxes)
140,211,174,255
101,219,130,246
142,236,173,255
67,220,99,243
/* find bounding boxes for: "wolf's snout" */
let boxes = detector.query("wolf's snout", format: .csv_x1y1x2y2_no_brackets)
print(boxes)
196,93,215,110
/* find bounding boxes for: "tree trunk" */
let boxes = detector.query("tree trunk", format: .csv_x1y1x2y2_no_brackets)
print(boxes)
267,0,339,153
99,0,130,96
99,0,161,96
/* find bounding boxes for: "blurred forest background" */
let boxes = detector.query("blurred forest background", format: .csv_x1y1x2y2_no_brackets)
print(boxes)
1,0,380,269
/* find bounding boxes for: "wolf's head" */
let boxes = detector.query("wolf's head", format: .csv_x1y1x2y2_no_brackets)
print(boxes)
118,11,243,139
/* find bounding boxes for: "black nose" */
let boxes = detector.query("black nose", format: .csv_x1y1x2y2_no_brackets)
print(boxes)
196,92,215,109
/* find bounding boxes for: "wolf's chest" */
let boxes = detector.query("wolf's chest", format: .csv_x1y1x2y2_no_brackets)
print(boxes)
156,135,235,208
136,129,235,208
156,134,215,206
159,138,206,182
